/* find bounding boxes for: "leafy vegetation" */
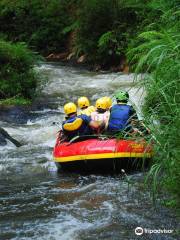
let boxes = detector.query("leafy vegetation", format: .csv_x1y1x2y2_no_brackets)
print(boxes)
75,0,150,67
128,2,180,205
0,0,74,54
0,0,151,64
0,40,40,100
0,97,31,106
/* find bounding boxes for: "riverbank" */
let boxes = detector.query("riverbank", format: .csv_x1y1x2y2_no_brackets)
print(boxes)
45,52,129,73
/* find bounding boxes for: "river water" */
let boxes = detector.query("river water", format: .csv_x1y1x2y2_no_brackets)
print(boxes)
0,63,178,240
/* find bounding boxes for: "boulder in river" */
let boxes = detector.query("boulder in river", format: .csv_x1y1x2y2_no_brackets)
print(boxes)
0,132,7,146
0,105,29,124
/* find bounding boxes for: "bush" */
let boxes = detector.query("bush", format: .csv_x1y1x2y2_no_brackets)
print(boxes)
0,40,40,100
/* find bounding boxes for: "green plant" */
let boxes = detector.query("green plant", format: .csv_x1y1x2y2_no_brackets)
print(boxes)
128,5,180,206
74,0,153,67
0,97,31,106
0,39,40,100
0,0,75,54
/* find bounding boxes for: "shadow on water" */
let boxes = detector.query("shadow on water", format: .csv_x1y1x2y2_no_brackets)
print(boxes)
0,63,179,240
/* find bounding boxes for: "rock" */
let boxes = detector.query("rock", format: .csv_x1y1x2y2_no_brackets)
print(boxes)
77,55,86,63
67,52,75,60
0,132,7,146
0,106,29,124
119,56,129,73
46,52,69,61
123,65,129,74
0,127,22,147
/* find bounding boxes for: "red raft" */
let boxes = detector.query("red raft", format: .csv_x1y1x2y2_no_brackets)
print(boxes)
53,135,153,173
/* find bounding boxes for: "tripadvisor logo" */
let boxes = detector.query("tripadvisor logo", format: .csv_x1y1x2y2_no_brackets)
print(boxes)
135,227,143,235
135,226,174,235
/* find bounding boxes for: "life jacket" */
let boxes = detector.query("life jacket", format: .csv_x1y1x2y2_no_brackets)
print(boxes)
108,104,131,131
78,106,96,116
62,115,92,139
63,117,83,131
91,111,110,125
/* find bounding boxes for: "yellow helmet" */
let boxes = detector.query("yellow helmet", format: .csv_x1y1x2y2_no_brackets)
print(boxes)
77,97,90,109
101,96,112,109
95,98,107,110
64,102,77,115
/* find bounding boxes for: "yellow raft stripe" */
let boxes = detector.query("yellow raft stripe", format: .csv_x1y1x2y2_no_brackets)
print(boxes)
54,152,152,162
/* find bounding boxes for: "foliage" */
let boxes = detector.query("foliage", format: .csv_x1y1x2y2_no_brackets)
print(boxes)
75,0,150,66
0,39,40,100
0,97,31,106
98,31,121,57
0,0,153,64
128,3,180,205
0,0,75,54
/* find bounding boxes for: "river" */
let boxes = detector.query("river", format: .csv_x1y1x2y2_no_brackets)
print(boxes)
0,63,178,240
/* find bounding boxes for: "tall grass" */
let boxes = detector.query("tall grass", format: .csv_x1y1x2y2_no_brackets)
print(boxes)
128,8,180,206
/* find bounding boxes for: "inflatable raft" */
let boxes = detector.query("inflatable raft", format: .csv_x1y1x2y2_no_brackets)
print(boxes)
53,134,153,173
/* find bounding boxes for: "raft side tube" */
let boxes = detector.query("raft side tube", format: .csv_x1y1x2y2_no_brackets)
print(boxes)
56,157,151,173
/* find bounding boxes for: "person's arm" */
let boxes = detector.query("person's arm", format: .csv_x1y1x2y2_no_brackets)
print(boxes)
80,114,101,129
89,120,100,129
129,106,139,121
128,107,150,135
138,121,151,134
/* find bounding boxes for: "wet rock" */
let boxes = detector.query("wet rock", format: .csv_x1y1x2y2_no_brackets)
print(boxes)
0,105,30,124
77,54,86,63
0,132,7,146
46,52,69,61
0,127,22,147
119,56,129,73
67,52,75,60
123,65,129,74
